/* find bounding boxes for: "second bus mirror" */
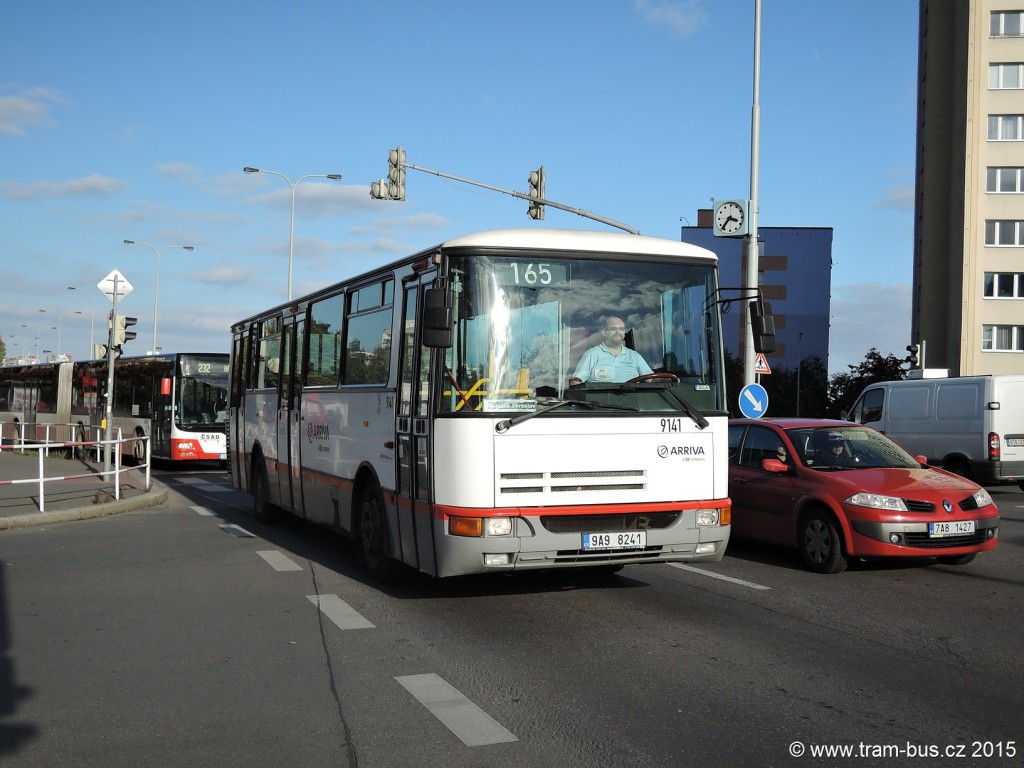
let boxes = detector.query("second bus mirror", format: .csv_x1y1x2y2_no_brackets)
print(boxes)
422,287,453,348
750,299,776,354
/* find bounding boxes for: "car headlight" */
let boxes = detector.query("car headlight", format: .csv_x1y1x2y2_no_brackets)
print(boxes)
845,492,908,511
971,488,994,508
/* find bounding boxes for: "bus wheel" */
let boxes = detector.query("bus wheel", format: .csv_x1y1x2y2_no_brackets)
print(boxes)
251,460,280,524
798,510,848,574
358,486,401,582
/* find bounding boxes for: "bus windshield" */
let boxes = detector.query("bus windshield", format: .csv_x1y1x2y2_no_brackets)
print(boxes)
441,252,724,415
177,355,230,429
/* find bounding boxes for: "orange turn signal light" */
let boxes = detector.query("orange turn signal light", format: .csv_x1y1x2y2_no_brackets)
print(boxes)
449,516,483,537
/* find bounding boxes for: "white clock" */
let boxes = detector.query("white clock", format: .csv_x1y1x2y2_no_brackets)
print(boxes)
713,199,749,237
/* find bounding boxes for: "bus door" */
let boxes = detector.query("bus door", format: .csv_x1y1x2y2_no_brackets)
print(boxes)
394,278,438,575
277,314,305,515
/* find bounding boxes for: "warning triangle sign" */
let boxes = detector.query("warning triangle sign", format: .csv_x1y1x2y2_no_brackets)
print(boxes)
754,352,772,375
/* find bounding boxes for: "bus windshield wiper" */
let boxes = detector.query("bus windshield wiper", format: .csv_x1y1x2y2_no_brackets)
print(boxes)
589,380,710,430
494,398,636,433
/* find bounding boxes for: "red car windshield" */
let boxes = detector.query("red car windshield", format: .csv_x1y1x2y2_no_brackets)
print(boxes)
787,426,919,470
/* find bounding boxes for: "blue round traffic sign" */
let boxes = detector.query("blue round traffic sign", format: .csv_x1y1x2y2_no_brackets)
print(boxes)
738,383,769,418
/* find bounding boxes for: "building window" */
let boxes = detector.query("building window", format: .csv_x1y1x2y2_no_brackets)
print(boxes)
990,63,1024,88
987,167,1024,192
984,272,1024,298
985,220,1024,245
982,325,1024,351
989,115,1024,140
992,11,1024,37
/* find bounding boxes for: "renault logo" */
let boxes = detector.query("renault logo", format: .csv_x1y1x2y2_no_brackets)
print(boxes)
942,499,953,513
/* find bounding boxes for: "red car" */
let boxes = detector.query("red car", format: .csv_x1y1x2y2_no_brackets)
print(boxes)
728,418,1000,573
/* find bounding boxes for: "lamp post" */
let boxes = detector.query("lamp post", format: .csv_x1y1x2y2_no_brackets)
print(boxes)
60,286,77,358
123,240,194,353
243,167,343,300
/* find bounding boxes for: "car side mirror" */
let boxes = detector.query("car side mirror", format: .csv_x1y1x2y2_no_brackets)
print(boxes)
761,457,789,474
915,455,928,466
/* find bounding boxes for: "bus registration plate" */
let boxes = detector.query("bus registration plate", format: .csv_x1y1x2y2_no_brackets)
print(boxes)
582,531,646,550
929,520,975,537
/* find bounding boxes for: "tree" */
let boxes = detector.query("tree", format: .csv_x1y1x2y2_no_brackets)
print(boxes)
828,347,907,418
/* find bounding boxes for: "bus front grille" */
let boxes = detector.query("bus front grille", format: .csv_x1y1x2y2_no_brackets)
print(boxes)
499,468,646,496
540,511,680,534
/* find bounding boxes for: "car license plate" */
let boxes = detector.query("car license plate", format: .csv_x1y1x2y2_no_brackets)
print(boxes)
1006,438,1024,447
929,520,975,537
582,531,647,550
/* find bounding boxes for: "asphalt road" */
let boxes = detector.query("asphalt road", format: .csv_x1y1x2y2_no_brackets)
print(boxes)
1,471,1021,768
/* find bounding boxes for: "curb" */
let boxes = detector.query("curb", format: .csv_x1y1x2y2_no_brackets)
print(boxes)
0,484,170,530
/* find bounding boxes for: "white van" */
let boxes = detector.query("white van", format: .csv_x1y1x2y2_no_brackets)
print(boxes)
846,375,1024,488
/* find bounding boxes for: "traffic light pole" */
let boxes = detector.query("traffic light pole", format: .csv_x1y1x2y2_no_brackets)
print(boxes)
393,161,640,235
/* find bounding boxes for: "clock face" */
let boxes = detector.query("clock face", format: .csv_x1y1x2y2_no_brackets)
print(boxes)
716,201,745,234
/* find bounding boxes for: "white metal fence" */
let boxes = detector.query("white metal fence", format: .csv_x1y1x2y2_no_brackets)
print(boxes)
0,421,151,513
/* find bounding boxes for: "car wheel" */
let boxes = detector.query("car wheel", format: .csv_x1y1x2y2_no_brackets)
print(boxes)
358,486,402,582
251,459,280,524
944,458,973,480
799,511,848,574
937,553,977,566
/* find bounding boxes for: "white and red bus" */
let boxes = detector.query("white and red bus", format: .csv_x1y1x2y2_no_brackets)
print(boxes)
228,228,732,579
0,353,229,462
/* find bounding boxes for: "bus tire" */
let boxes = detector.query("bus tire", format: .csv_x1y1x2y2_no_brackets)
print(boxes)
358,485,402,583
798,509,848,574
251,459,280,524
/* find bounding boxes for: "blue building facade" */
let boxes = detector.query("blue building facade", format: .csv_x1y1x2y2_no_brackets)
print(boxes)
681,209,833,373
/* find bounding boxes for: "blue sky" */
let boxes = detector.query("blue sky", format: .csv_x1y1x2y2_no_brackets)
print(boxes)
1,0,917,375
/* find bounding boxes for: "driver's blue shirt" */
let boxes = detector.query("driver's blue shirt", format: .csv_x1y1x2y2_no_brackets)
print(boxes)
573,344,653,383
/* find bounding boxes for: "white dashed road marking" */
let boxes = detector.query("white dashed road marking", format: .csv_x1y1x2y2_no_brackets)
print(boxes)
669,563,772,590
191,505,216,516
219,524,255,538
257,550,303,571
307,594,375,630
396,673,518,747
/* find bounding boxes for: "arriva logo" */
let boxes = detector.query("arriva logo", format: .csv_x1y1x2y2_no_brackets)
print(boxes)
657,445,706,458
307,423,330,443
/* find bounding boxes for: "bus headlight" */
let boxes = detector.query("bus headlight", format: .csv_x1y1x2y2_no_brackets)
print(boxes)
696,508,721,526
485,518,513,537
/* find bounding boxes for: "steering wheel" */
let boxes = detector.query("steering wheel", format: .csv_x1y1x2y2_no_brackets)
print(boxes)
625,372,680,384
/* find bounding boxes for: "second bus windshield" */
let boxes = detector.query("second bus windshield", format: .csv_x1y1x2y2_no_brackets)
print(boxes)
442,252,724,414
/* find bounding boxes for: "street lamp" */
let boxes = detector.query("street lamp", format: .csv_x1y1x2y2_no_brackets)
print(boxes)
123,240,195,353
60,286,77,358
243,166,343,300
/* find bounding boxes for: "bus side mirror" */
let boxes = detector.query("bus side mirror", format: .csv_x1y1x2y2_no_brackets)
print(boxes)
750,299,776,354
422,287,453,348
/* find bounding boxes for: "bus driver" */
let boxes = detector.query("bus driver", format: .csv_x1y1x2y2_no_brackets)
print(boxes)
571,315,653,384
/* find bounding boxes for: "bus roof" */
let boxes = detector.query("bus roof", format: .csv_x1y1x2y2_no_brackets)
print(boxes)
440,228,718,261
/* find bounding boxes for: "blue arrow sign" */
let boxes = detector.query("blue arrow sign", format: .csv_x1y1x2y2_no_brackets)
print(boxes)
738,383,769,418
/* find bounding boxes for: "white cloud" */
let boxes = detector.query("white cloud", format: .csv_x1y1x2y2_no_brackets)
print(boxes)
0,86,66,136
634,0,708,37
0,174,128,200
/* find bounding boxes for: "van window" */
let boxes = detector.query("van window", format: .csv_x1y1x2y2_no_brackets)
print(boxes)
936,384,980,420
852,388,885,424
889,386,931,420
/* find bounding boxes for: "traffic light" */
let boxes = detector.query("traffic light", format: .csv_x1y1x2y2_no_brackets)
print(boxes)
388,147,406,201
528,166,545,220
906,343,920,367
111,313,138,346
